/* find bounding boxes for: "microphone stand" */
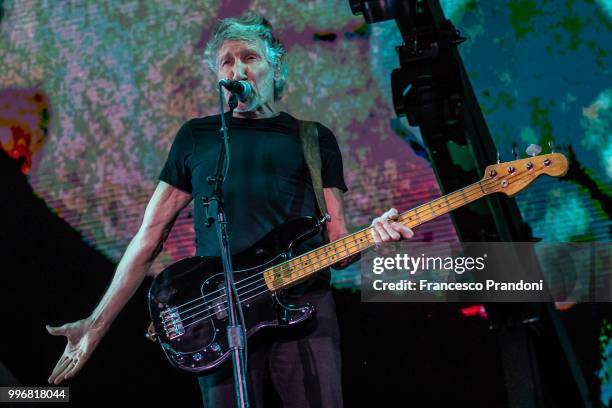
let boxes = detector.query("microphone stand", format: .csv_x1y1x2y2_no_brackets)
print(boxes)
202,83,249,408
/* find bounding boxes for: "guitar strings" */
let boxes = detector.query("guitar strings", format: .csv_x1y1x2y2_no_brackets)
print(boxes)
174,189,532,331
173,173,515,329
170,178,487,314
171,170,529,329
168,177,487,318
167,172,529,334
166,168,538,331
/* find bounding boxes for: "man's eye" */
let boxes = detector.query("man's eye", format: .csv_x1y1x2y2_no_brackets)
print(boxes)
246,55,257,61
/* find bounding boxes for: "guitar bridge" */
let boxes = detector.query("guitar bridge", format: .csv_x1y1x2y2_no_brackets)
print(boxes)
161,307,185,340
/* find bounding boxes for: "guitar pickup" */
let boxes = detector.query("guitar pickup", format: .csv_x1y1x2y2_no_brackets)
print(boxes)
161,307,185,340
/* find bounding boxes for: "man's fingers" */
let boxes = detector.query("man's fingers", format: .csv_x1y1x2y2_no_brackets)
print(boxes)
64,357,85,380
386,208,399,220
373,221,391,241
52,359,76,385
391,223,414,239
48,355,72,384
401,226,414,239
48,353,87,384
52,354,83,385
381,221,401,240
371,208,409,245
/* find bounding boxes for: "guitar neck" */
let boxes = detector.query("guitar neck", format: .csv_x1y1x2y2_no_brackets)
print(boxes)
263,179,489,291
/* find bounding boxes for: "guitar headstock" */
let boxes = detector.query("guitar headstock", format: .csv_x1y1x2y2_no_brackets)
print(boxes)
482,153,568,197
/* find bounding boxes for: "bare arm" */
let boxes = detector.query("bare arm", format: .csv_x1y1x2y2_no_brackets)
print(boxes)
324,187,359,269
46,181,192,383
323,187,349,242
89,181,192,331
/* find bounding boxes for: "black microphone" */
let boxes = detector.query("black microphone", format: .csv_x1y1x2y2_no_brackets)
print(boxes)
219,79,252,102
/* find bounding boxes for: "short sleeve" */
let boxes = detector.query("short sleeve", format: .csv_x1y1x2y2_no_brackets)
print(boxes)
317,123,348,193
159,121,193,194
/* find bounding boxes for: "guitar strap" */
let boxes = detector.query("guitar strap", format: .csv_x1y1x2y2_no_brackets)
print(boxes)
297,120,330,242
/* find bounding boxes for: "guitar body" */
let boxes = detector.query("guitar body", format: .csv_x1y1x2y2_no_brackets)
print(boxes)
148,216,322,373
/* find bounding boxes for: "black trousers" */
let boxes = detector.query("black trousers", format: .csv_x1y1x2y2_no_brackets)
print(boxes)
197,289,343,408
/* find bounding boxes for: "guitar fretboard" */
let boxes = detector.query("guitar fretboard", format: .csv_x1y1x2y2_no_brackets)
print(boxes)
263,180,488,291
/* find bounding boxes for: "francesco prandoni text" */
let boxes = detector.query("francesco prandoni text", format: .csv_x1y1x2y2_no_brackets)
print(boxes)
372,279,544,292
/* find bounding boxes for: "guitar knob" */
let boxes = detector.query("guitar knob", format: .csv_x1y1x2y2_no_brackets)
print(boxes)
507,166,516,174
525,162,534,170
525,144,542,157
489,169,497,178
543,158,551,166
193,352,203,362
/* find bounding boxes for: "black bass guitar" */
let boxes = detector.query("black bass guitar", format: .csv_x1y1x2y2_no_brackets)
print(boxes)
147,153,568,373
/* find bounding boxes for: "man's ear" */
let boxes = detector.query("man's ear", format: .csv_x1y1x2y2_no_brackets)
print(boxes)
274,59,286,81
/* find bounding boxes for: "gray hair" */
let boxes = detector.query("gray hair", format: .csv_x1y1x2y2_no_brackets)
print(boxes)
204,13,288,100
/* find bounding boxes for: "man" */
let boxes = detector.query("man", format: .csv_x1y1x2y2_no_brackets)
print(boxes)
46,13,413,407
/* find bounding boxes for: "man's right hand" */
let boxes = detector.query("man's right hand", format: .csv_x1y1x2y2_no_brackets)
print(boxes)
46,317,102,384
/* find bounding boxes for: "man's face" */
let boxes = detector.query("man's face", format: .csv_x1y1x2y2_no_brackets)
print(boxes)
216,39,275,113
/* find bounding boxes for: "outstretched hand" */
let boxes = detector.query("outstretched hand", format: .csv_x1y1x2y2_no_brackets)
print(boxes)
46,318,101,384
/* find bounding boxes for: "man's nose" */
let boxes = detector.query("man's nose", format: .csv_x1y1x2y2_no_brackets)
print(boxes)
231,60,247,80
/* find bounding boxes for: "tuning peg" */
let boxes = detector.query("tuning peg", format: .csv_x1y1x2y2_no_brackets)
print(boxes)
512,142,519,160
548,140,555,153
525,144,542,157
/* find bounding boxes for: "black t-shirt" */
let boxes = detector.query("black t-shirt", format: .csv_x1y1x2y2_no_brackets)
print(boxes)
159,112,347,288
